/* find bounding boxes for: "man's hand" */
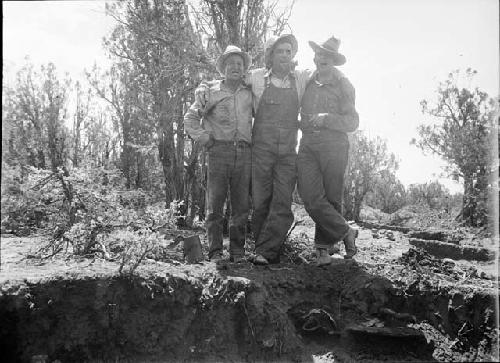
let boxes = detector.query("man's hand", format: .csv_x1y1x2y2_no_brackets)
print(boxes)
195,83,210,108
309,113,329,128
198,133,214,149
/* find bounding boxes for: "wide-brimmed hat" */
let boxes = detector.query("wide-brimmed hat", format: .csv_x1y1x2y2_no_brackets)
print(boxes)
216,45,252,76
264,34,298,68
309,36,346,66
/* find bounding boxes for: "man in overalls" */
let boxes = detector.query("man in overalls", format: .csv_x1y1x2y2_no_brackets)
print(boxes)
297,36,359,265
245,35,311,264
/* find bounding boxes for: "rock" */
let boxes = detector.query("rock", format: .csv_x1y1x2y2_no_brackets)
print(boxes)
442,258,456,267
182,235,204,264
386,232,396,241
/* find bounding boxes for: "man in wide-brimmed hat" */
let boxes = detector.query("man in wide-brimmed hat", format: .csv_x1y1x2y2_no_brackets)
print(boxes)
297,35,359,265
184,45,253,263
195,34,312,265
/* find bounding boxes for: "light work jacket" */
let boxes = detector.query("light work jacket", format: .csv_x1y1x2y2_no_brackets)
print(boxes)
184,80,253,144
300,68,359,136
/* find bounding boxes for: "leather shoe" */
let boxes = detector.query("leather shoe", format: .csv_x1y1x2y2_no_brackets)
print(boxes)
230,256,245,263
315,248,332,266
328,242,341,255
343,227,359,259
252,254,269,265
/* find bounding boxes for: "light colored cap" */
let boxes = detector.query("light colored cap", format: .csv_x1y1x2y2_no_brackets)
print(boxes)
216,45,252,76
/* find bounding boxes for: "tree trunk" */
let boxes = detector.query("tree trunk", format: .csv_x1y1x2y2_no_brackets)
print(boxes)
353,194,363,222
37,149,46,169
175,96,185,200
47,115,77,226
103,140,110,167
461,175,476,226
121,111,133,189
135,154,144,189
183,141,200,227
73,112,82,168
157,87,179,206
158,122,176,205
200,151,208,221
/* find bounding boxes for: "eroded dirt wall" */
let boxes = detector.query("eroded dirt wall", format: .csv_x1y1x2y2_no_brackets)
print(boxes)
1,260,497,362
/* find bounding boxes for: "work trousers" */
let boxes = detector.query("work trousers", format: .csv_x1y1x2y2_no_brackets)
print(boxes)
297,132,350,248
252,145,296,260
206,141,251,258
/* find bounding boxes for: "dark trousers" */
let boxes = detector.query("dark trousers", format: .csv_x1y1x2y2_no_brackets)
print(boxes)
206,142,251,258
297,133,349,248
251,145,296,260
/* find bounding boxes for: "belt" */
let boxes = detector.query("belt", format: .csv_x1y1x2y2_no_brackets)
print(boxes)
213,139,250,147
301,129,322,134
255,120,299,129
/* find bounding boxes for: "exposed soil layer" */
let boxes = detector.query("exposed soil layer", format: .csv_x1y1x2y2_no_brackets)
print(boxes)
409,238,495,261
1,212,498,362
0,256,497,361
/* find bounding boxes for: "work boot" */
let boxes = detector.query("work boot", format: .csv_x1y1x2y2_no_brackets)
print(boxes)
210,252,223,262
343,227,359,259
315,248,332,266
252,254,269,265
328,242,341,255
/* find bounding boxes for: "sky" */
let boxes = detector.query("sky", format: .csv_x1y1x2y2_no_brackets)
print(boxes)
3,0,499,194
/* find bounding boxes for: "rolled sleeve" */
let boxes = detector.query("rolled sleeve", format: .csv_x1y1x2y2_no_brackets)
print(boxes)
184,101,210,142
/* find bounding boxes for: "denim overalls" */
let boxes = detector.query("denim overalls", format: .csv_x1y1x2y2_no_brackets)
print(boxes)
251,74,299,261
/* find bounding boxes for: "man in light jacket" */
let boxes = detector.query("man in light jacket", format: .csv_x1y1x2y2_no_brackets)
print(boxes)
297,36,359,265
184,45,253,262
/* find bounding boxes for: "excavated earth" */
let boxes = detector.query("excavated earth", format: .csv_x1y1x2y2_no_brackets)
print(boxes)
1,207,498,362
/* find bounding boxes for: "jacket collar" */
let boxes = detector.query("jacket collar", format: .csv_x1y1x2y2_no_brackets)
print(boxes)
310,67,344,86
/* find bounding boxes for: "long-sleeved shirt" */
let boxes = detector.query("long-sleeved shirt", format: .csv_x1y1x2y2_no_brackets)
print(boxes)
300,67,359,134
184,80,253,144
245,67,313,111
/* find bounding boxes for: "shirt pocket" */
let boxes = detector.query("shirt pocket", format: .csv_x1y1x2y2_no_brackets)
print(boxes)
213,101,232,126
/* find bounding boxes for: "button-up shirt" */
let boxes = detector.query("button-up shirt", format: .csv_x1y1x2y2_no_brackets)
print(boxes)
300,68,359,134
184,80,253,144
245,67,313,111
